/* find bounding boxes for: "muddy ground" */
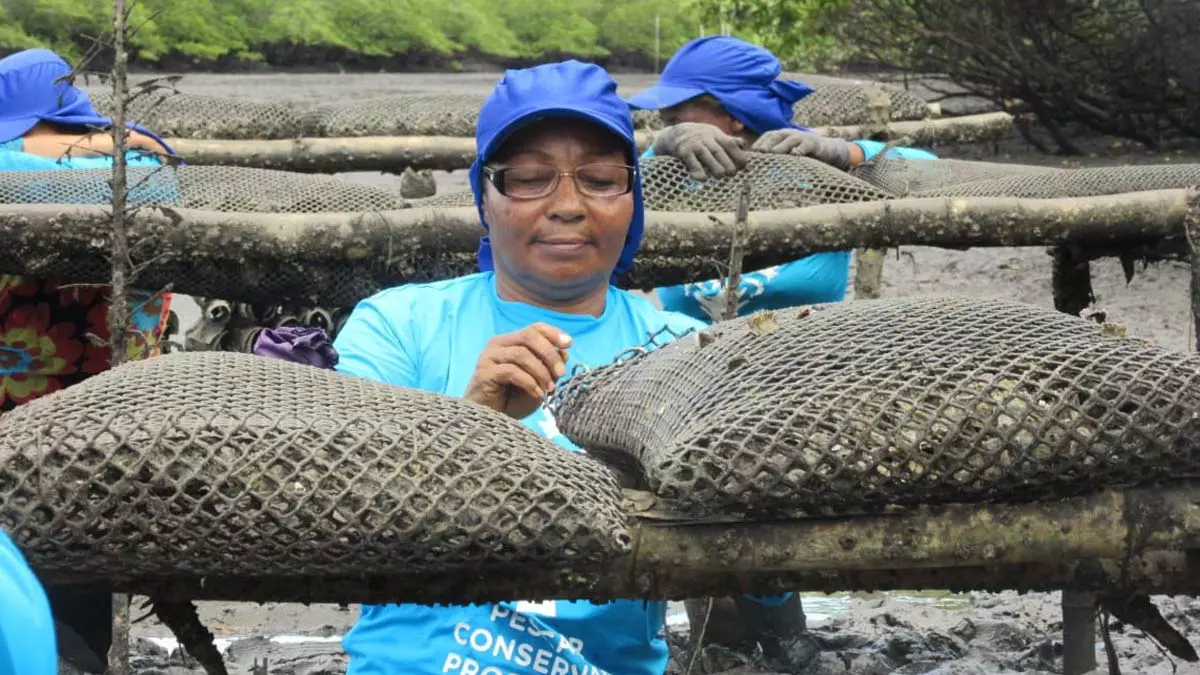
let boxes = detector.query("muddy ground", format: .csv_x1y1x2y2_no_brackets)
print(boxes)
63,70,1200,673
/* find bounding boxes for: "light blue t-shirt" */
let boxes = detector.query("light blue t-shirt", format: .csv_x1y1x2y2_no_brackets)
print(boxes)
333,272,706,675
0,139,179,205
645,139,938,323
0,137,165,171
0,529,57,675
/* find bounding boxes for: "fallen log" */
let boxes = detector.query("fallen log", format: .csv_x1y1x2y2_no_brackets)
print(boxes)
165,112,1014,173
36,484,1200,605
0,188,1192,307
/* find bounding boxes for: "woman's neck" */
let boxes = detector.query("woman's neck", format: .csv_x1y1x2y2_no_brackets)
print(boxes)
493,272,609,317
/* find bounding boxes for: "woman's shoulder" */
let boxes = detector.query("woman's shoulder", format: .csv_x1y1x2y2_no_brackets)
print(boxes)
612,287,708,334
364,273,490,304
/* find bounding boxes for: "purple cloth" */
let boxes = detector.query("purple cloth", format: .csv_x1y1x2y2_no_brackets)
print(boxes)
252,326,338,370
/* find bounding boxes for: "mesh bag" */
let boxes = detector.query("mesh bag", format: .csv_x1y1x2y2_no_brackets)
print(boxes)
92,91,320,140
315,93,488,137
550,297,1200,517
909,163,1200,199
639,154,894,211
0,351,630,581
96,86,931,139
0,165,407,213
406,155,894,213
792,85,931,126
851,158,1064,196
409,190,478,209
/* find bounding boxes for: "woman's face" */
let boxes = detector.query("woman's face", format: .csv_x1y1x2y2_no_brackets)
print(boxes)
482,119,634,302
661,96,745,138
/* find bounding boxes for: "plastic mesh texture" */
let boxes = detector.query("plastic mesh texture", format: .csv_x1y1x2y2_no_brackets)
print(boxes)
911,164,1200,199
91,91,321,140
0,351,631,581
316,93,487,138
793,85,930,126
850,157,1063,196
640,154,895,211
12,156,1195,219
90,86,930,140
550,297,1200,517
410,154,896,213
0,165,407,213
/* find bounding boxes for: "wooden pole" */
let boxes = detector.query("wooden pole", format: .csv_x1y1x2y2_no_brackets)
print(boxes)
106,0,133,672
853,86,893,301
31,484,1199,607
0,190,1191,308
163,113,1014,173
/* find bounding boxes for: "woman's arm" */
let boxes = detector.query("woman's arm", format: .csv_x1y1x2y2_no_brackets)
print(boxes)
20,123,170,160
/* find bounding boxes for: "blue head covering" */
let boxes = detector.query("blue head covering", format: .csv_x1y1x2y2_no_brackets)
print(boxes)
469,60,644,280
0,48,173,154
625,36,813,135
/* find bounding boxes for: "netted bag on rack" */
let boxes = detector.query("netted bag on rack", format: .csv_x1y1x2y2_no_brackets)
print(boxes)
0,352,630,583
552,297,1200,517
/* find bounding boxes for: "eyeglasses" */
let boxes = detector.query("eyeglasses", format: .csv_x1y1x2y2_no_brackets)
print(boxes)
482,163,636,200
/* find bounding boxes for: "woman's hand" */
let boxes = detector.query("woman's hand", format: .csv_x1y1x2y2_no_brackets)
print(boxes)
465,323,572,419
750,129,863,169
651,122,748,181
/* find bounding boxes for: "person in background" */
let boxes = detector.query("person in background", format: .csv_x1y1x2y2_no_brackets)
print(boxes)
0,527,57,675
0,49,172,171
626,35,940,668
0,47,178,674
627,35,939,324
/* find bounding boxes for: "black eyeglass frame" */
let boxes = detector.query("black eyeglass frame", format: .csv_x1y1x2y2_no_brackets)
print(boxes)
481,163,638,200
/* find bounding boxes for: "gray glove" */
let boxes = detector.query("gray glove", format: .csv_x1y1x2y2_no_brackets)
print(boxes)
750,129,853,170
651,122,747,181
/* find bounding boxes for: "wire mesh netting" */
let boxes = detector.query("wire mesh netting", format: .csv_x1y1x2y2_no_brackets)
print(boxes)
315,93,491,138
0,351,631,581
549,297,1200,517
0,165,410,213
89,85,932,140
4,153,1200,351
91,91,322,140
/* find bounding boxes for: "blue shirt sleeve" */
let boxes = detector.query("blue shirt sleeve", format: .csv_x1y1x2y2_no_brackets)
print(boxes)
0,529,57,675
332,287,421,389
852,139,939,161
0,147,166,172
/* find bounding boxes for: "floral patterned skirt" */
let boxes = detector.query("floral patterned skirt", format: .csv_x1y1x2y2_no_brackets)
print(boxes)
0,275,171,412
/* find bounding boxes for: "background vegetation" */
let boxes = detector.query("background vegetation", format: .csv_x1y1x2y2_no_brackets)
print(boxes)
5,0,1196,151
0,0,738,71
692,0,1200,152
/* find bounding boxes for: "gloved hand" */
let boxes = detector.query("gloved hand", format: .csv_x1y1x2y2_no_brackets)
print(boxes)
651,122,748,181
751,128,853,170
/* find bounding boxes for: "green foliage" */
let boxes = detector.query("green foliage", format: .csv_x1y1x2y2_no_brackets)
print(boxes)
685,0,859,71
0,0,717,66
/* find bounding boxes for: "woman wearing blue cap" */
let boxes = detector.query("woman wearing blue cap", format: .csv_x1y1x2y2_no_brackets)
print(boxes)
332,60,709,674
0,49,173,171
627,35,938,324
0,47,178,411
0,47,180,673
625,34,939,666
